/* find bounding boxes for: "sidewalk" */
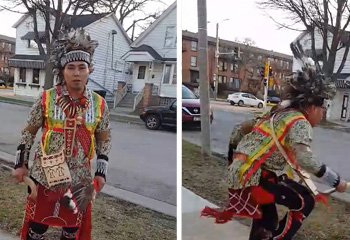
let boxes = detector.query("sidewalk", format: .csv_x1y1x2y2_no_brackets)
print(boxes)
0,229,17,240
182,187,250,240
328,119,350,129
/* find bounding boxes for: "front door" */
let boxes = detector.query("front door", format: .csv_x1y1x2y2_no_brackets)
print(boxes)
341,94,349,119
133,65,147,93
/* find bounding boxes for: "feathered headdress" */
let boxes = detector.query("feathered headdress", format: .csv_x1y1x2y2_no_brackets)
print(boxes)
285,40,336,108
50,28,98,84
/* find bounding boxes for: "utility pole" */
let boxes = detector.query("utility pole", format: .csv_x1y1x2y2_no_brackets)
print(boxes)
197,0,211,156
263,61,269,111
214,23,219,100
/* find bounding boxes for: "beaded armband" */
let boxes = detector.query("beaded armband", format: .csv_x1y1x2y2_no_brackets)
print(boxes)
95,154,109,181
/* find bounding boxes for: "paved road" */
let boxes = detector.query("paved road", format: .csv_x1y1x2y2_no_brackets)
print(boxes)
0,102,176,205
183,101,350,181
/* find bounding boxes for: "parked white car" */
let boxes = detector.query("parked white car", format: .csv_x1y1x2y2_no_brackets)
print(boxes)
227,92,264,108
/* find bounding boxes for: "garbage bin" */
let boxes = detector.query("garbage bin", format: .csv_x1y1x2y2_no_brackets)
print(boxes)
94,90,106,99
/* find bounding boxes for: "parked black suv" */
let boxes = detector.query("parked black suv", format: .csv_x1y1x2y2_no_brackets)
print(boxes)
140,100,177,130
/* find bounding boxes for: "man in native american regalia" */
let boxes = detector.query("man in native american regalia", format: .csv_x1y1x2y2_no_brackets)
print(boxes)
12,28,111,240
202,43,349,239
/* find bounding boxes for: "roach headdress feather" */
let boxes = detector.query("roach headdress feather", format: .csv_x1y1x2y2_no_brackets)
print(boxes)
286,40,336,108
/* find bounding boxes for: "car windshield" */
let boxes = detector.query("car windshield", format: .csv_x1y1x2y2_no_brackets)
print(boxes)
182,86,198,99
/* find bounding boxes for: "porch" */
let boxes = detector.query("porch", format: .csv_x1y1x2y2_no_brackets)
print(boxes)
117,44,177,112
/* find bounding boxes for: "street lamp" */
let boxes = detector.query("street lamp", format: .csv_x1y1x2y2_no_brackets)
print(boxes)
212,18,229,100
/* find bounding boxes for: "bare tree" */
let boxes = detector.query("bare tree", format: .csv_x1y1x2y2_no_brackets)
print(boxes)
234,42,265,95
72,0,164,37
258,0,350,81
235,37,256,47
0,0,166,89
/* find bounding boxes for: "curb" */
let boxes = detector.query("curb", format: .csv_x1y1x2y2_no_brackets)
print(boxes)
0,151,176,217
0,97,33,107
109,114,144,126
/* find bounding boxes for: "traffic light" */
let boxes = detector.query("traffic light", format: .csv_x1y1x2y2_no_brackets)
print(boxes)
264,78,268,86
269,66,273,76
260,67,265,77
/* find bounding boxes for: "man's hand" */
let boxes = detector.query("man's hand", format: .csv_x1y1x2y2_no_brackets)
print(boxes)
94,176,105,192
12,166,28,183
337,179,348,193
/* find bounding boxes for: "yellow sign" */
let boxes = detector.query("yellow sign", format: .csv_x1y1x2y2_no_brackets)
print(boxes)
269,78,274,87
264,62,269,78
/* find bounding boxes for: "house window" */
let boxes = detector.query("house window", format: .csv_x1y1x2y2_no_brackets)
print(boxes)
230,63,234,71
191,56,197,67
172,65,177,85
218,75,227,83
286,62,290,69
8,44,11,52
32,69,40,84
19,68,26,83
233,78,240,89
229,78,240,89
219,61,224,71
280,60,284,67
1,42,4,48
191,41,197,51
223,62,227,71
164,26,176,48
163,64,174,84
218,75,223,83
1,54,4,61
137,66,146,79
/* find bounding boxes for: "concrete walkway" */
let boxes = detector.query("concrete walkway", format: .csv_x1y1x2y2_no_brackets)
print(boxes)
182,187,251,240
328,119,350,129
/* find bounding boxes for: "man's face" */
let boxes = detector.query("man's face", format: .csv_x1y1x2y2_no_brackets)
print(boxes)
307,105,325,126
63,61,90,92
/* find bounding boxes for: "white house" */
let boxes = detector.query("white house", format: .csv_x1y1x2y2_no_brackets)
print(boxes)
292,30,350,122
9,11,132,102
121,1,177,103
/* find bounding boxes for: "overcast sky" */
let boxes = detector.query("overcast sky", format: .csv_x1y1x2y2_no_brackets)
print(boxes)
181,0,302,55
0,0,174,39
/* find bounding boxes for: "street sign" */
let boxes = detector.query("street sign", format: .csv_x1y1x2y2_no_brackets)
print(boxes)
269,78,274,87
264,62,269,78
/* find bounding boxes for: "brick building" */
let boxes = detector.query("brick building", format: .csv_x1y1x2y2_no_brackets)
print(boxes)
182,30,293,98
0,34,15,85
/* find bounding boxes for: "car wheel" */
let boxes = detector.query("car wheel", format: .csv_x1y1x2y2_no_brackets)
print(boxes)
145,114,160,130
238,100,244,106
258,103,263,108
230,101,235,105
